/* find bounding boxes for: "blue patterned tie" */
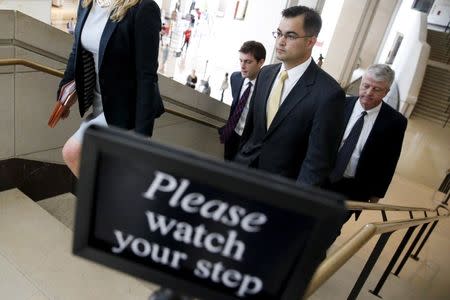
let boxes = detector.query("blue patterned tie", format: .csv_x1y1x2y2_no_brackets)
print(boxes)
220,82,252,143
329,111,367,182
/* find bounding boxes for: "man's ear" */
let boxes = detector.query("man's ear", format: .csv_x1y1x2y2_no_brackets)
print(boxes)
307,36,317,49
257,59,265,68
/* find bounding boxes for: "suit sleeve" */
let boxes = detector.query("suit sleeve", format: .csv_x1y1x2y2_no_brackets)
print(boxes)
297,87,346,186
134,0,162,136
373,116,407,198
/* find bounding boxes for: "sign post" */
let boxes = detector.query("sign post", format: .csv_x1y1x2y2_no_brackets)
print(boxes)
73,126,345,300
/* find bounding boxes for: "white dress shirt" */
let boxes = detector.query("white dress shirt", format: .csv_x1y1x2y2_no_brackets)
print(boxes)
266,57,312,110
234,78,256,136
342,99,382,178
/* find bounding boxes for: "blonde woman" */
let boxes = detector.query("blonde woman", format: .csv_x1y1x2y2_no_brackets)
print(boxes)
58,0,164,177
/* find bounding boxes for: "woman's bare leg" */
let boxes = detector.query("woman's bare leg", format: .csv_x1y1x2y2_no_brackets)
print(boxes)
62,136,82,177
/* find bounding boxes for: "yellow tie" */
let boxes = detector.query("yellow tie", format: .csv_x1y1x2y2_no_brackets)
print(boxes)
267,70,288,128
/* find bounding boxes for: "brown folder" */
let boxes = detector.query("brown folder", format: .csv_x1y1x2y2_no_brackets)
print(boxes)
48,80,78,128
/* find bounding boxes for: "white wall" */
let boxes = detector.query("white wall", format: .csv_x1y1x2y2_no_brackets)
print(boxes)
428,0,450,26
380,6,430,117
312,0,344,60
0,0,52,24
207,0,285,72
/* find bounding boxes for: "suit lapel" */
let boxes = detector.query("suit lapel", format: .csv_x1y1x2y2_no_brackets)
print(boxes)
73,4,91,70
230,75,245,112
265,61,317,136
344,97,358,125
98,16,118,71
76,4,91,39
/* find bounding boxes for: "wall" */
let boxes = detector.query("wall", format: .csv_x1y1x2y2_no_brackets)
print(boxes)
359,0,400,69
322,0,379,85
378,0,430,117
202,0,286,73
312,0,344,60
428,0,450,26
0,0,52,24
392,12,430,117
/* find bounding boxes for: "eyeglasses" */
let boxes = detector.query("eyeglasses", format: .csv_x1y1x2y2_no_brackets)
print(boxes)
360,83,387,93
272,31,312,41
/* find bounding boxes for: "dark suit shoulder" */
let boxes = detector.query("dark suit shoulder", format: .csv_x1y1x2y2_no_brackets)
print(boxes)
132,0,161,20
259,63,281,75
314,66,343,91
230,71,243,83
138,0,160,9
380,102,407,127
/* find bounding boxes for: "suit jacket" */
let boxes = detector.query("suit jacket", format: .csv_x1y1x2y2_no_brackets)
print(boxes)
235,61,345,186
340,96,407,199
58,0,164,136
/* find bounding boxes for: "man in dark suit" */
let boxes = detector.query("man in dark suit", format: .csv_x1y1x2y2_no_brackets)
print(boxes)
219,41,266,160
234,6,345,187
327,64,407,213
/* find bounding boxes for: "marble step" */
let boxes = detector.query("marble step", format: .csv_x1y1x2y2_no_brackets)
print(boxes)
0,189,157,300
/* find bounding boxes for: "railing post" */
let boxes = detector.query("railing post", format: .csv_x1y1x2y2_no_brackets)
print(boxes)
347,232,392,300
369,226,417,298
393,222,429,276
410,220,439,261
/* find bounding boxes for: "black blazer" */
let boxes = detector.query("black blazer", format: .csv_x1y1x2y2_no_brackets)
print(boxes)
235,61,345,187
59,0,164,136
341,97,407,198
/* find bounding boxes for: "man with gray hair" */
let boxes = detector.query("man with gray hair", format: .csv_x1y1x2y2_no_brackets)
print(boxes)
326,64,407,220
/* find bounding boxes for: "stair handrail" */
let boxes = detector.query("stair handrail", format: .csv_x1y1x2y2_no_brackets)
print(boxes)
303,200,449,299
0,58,64,77
0,58,223,129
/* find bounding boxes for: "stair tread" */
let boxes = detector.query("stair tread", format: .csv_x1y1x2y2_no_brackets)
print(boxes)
0,189,155,299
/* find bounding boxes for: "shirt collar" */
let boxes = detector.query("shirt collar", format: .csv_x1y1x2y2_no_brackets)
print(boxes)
280,57,312,82
243,77,256,87
354,98,382,115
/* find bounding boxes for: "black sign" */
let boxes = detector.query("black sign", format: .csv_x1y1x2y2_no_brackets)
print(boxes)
73,126,345,300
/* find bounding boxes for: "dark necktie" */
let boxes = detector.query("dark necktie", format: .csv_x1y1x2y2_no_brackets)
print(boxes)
220,82,252,143
329,111,367,182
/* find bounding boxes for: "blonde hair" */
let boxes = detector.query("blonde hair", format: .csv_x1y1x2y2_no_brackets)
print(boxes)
82,0,141,22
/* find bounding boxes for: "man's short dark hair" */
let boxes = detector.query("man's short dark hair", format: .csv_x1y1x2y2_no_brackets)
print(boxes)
282,6,322,37
239,41,266,62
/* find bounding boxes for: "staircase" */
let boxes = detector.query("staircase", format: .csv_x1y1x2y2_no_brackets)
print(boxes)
412,64,450,126
427,29,450,64
411,29,450,127
0,189,158,299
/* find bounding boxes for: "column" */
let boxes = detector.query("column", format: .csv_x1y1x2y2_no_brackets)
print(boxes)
322,0,380,86
359,0,401,69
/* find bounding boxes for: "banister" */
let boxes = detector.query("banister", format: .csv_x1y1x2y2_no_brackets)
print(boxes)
304,212,449,298
346,200,437,212
0,58,222,129
0,58,64,77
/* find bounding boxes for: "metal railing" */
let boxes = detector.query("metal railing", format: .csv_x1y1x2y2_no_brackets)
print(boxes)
0,58,223,129
305,200,449,299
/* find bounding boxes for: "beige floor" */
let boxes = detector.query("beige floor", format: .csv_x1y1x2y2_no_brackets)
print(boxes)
396,116,450,190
